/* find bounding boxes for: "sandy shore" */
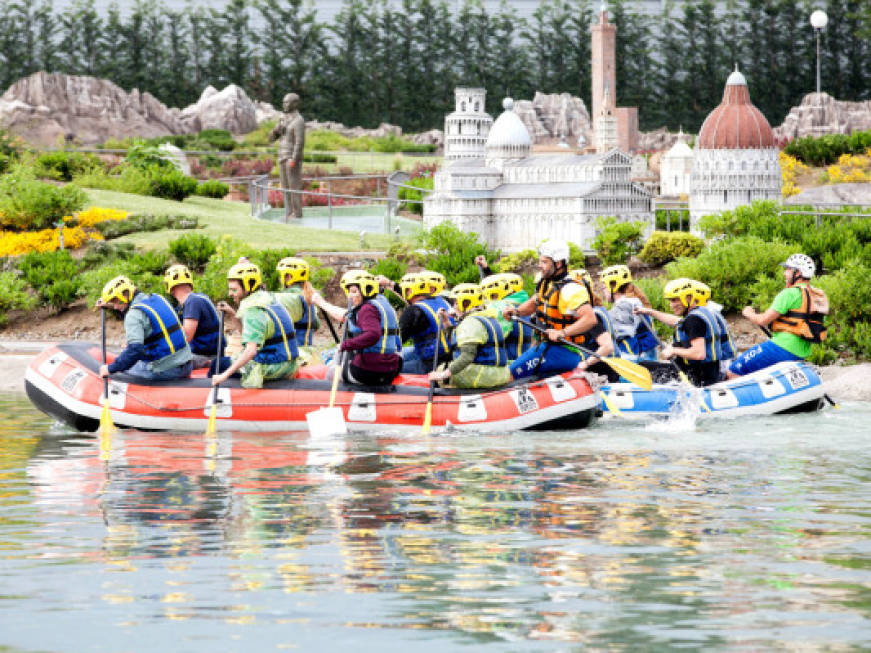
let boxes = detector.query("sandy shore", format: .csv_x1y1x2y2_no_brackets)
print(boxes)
3,340,868,400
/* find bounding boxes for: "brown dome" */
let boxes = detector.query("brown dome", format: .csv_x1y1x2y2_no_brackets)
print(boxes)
697,70,774,149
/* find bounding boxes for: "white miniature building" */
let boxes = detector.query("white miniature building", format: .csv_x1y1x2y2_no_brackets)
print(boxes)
689,69,781,226
443,87,493,161
594,86,619,153
660,130,694,197
424,97,653,252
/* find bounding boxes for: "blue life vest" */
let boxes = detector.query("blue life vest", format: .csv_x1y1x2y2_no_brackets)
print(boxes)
580,306,617,360
459,315,507,366
255,302,299,365
132,293,189,362
504,318,535,360
412,296,454,362
674,306,736,363
348,295,400,355
615,313,659,357
294,295,317,347
183,292,220,356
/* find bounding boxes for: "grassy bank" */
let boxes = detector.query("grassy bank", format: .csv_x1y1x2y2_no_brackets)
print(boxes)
84,189,395,251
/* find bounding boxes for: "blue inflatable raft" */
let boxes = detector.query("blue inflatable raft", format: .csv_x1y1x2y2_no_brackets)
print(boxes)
600,360,826,419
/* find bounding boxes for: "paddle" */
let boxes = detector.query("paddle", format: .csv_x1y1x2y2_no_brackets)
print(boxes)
421,314,443,435
99,307,115,434
206,310,225,435
758,324,839,409
512,315,652,391
320,307,340,344
306,303,351,436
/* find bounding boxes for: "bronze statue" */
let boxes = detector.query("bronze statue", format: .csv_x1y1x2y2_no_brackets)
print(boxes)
269,93,306,219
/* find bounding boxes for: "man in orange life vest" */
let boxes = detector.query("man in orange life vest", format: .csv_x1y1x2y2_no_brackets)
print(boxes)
501,240,612,379
728,253,829,377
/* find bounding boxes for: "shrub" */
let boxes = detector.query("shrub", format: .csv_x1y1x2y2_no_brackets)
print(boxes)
130,250,169,275
370,257,407,281
783,131,870,166
95,214,198,239
250,247,298,291
307,130,352,151
71,164,154,195
196,129,236,151
147,166,199,201
638,231,705,266
397,175,433,215
168,233,217,270
73,206,129,228
195,179,230,199
495,249,537,274
303,152,338,164
20,250,80,309
306,257,335,289
124,141,176,170
34,151,103,181
240,120,276,148
0,164,88,231
0,271,37,325
80,241,136,268
79,261,162,307
655,208,690,231
416,222,499,285
0,154,11,174
0,225,96,256
592,217,646,265
665,236,795,312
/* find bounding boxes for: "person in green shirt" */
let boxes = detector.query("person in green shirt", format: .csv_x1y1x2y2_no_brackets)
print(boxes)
728,253,829,377
212,260,303,389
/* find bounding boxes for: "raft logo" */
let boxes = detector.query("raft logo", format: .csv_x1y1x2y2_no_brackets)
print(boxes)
512,386,539,414
786,367,809,389
61,369,86,394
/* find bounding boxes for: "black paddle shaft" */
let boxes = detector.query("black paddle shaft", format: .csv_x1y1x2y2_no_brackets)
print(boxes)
512,315,601,360
211,310,225,404
320,307,341,344
101,307,109,400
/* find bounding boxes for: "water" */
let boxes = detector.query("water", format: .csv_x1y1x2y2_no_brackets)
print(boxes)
1,393,870,651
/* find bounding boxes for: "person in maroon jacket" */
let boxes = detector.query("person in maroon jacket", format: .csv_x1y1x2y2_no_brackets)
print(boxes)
337,270,403,386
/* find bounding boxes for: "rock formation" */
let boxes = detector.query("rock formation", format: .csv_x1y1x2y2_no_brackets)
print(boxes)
176,84,258,134
784,182,871,205
514,92,592,145
0,72,185,147
774,92,871,142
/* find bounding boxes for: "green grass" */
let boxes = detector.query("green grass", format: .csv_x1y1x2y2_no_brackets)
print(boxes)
306,152,441,174
83,189,398,251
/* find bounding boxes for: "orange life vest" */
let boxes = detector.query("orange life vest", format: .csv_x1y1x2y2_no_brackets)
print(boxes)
534,276,589,345
771,284,828,343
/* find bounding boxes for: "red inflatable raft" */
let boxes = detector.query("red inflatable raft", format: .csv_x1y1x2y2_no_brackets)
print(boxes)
24,342,599,433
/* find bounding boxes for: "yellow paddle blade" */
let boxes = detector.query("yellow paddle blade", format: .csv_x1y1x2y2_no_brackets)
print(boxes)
421,401,433,435
600,391,622,417
602,356,653,391
206,404,217,435
99,398,115,434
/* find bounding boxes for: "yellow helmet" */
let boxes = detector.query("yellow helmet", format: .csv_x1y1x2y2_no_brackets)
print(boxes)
340,269,379,298
399,272,430,300
418,270,447,295
276,257,309,287
480,273,523,301
689,279,711,306
451,283,483,312
599,264,632,292
101,275,136,304
568,268,592,287
164,264,193,293
663,277,695,308
227,261,262,293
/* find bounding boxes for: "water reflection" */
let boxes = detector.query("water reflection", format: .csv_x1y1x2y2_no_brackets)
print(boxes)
1,396,870,650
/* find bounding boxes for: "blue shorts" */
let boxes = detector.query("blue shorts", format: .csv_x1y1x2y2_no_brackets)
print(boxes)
728,340,802,376
510,342,582,379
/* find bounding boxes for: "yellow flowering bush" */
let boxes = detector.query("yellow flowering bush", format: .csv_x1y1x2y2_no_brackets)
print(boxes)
780,151,807,197
74,206,128,227
0,225,101,257
825,149,871,184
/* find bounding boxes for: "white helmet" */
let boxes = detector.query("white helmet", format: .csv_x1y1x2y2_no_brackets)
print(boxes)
538,239,570,264
780,253,815,279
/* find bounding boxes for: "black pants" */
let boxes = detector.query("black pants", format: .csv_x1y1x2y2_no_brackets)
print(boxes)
345,362,400,387
639,361,721,387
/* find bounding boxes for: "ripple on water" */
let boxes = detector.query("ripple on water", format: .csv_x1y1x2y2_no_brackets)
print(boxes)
0,394,870,650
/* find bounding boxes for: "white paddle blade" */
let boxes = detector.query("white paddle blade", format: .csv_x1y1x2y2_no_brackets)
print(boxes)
306,406,347,437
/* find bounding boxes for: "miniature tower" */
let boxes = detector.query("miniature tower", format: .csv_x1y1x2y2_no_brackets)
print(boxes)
443,87,493,161
590,2,616,126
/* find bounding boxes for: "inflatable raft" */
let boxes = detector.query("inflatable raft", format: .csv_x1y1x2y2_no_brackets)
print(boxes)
600,360,826,419
24,342,599,433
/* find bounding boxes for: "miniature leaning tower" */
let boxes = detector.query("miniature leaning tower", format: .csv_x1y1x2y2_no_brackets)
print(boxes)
443,88,493,161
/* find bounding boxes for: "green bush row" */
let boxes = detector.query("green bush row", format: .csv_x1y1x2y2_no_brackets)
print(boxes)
95,214,199,239
0,164,88,231
72,164,200,202
699,200,871,272
195,179,230,199
593,217,646,266
33,151,104,181
638,231,705,266
783,130,871,166
397,175,433,215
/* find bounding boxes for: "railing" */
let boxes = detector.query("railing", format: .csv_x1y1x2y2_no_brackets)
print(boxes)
247,173,433,235
779,202,871,227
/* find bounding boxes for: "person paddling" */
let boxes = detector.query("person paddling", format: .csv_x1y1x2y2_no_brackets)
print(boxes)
727,253,828,378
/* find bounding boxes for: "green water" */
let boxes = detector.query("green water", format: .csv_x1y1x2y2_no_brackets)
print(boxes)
1,394,869,651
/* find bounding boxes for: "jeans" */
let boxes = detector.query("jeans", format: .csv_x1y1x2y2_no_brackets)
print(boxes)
127,359,193,381
728,340,802,376
510,342,582,379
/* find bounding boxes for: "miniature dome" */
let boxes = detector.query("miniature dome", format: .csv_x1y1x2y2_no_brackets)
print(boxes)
485,97,532,159
697,69,774,149
663,131,694,160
